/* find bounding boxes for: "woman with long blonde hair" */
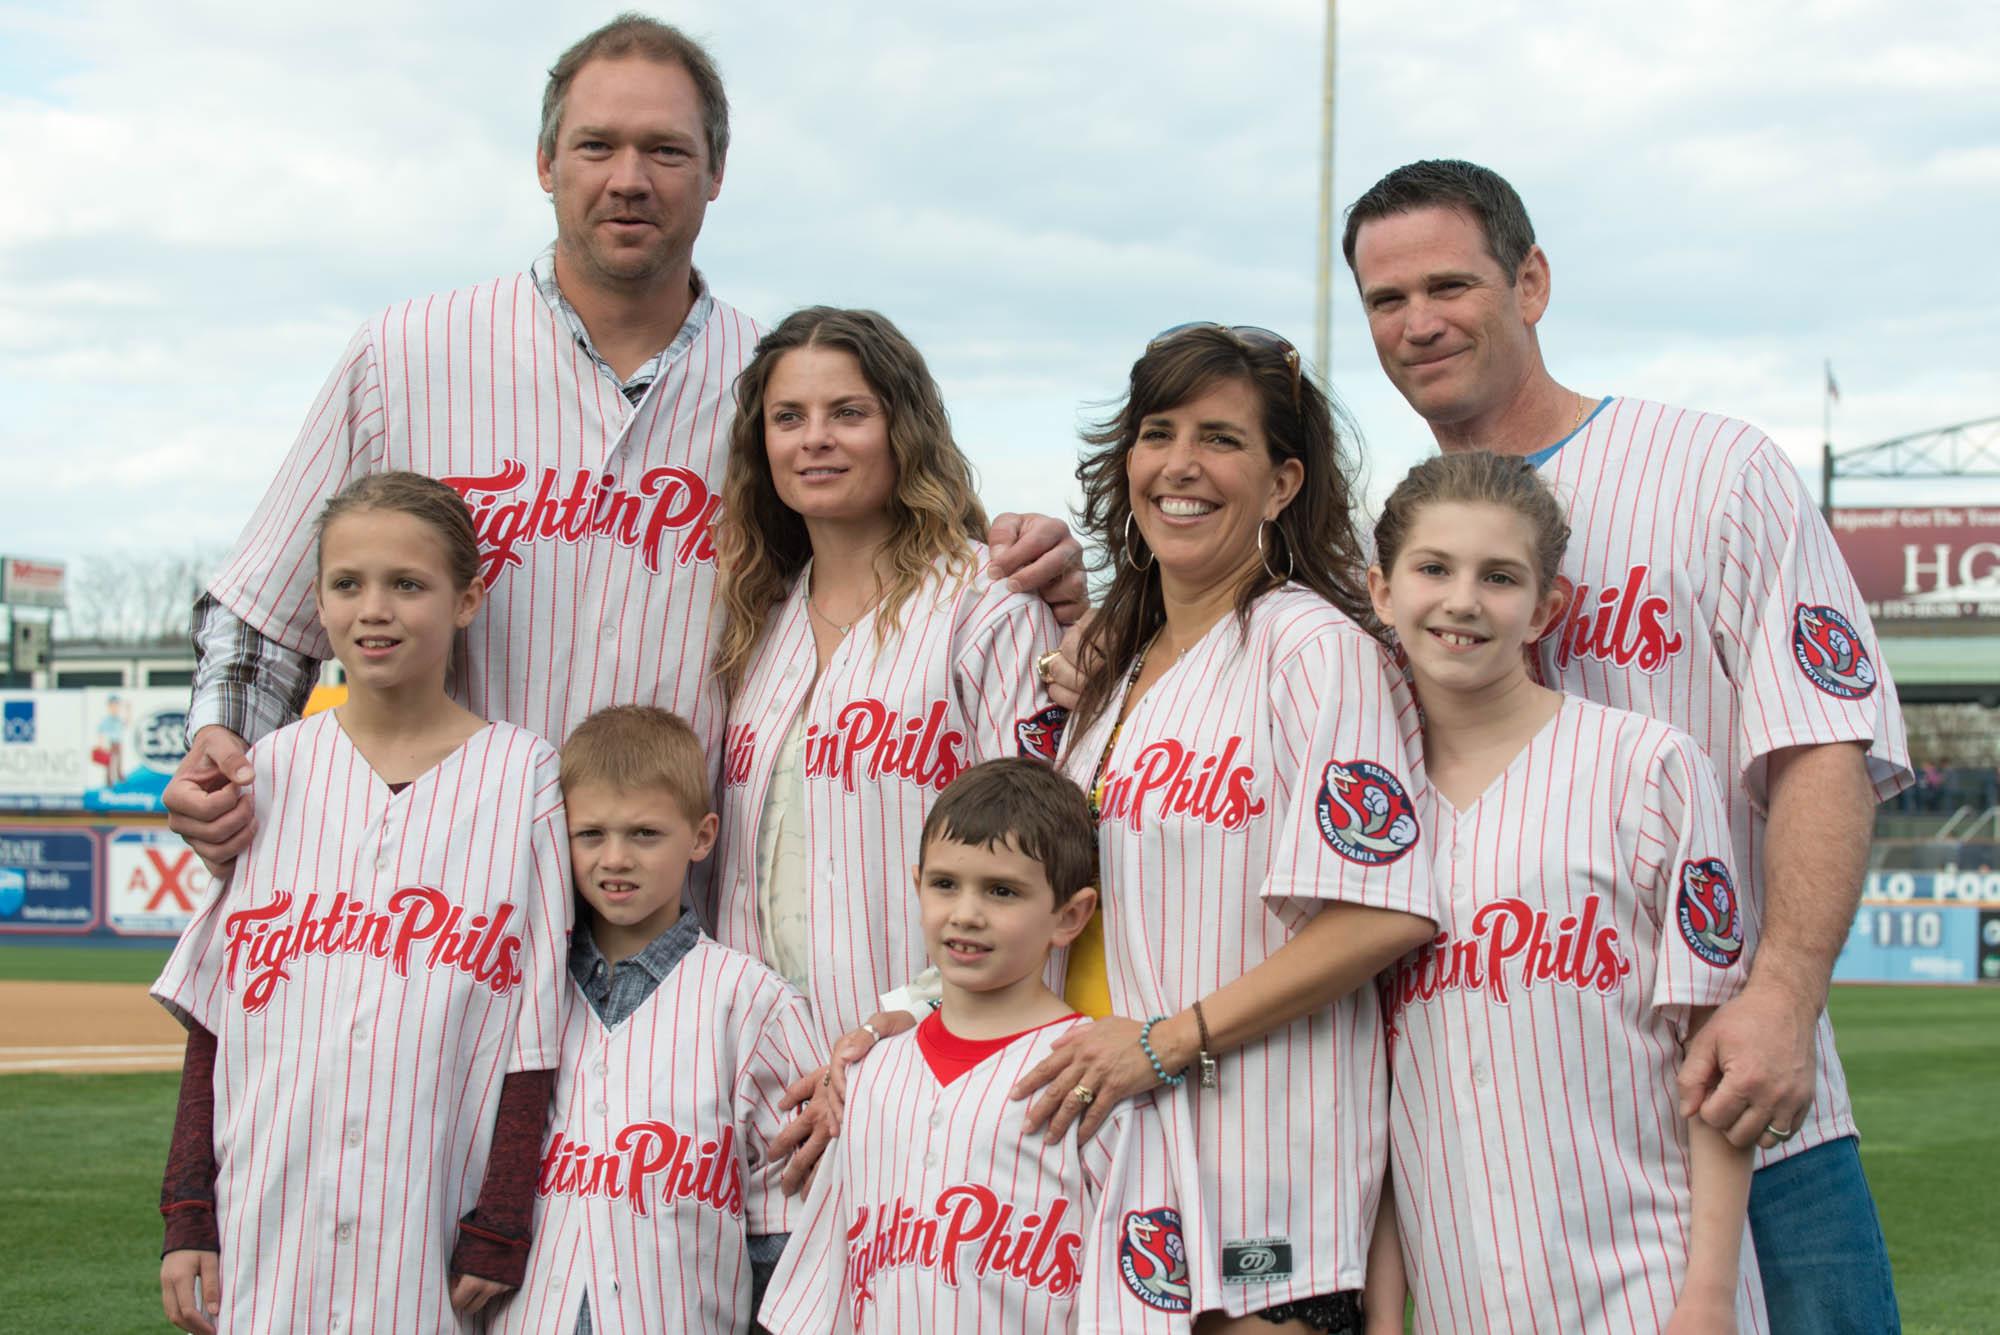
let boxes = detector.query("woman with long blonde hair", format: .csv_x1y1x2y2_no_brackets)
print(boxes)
709,307,1067,1062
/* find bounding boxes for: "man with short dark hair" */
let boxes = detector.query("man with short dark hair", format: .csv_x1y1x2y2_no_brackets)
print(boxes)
166,13,1082,872
1346,158,1911,1333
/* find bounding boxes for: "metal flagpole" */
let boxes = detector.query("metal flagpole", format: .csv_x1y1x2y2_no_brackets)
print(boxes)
1312,0,1337,388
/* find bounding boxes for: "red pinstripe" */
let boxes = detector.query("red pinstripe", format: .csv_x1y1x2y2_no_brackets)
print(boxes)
1061,587,1433,1317
152,715,572,1333
207,273,760,754
1384,696,1767,1332
490,941,821,1335
712,552,1063,1045
1534,397,1912,1169
761,1018,1194,1333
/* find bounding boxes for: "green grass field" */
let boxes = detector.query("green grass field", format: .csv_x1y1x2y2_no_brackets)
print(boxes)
0,955,1993,1332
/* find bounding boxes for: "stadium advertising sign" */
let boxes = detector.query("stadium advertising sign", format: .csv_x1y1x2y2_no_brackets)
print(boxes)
0,689,187,813
1829,506,2000,624
0,556,66,610
106,826,213,937
0,826,99,934
1834,869,2000,985
0,692,92,808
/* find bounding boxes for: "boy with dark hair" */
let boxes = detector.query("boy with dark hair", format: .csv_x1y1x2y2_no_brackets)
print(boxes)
761,758,1193,1333
488,705,824,1335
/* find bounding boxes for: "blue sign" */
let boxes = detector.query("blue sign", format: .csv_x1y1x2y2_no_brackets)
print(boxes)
0,827,99,932
1833,904,1983,984
2,699,34,745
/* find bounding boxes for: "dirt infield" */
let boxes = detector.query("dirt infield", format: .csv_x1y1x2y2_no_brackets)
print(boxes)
0,980,185,1074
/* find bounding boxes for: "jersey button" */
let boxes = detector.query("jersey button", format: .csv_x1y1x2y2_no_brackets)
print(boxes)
337,1222,352,1241
602,622,616,641
347,1129,362,1148
593,1101,609,1115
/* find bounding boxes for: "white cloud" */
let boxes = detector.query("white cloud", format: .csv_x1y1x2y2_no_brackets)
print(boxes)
2,0,1996,574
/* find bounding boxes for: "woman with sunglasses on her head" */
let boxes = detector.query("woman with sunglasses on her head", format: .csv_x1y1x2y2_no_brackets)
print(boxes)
708,305,1067,1061
1011,325,1438,1335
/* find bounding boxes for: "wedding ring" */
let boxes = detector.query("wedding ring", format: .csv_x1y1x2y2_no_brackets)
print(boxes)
1036,650,1063,685
1765,1123,1797,1142
1070,1084,1095,1106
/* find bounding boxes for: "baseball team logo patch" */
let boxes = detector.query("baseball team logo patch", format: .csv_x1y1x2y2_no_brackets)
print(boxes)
1117,1207,1192,1312
1677,858,1744,968
1314,759,1419,866
1014,705,1069,762
1791,603,1878,700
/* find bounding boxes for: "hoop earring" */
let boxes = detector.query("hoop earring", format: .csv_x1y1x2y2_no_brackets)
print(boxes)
1124,512,1155,572
1259,520,1295,584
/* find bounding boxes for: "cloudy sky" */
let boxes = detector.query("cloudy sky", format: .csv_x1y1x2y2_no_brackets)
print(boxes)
3,0,1996,596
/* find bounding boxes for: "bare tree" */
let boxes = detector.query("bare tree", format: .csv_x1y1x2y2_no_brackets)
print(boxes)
60,549,224,643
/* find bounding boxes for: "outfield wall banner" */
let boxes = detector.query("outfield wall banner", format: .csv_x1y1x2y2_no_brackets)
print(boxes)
105,826,213,937
0,692,92,808
0,689,188,813
0,826,100,934
1833,869,2000,984
1829,506,2000,625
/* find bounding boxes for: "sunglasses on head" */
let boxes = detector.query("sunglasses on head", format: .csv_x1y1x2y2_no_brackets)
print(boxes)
1145,322,1303,403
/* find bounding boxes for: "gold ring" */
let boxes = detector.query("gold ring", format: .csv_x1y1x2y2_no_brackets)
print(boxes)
1070,1084,1095,1106
1036,650,1063,685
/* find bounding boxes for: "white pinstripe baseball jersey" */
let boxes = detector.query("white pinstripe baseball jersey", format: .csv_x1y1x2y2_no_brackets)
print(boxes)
151,713,571,1335
206,271,759,749
1532,397,1912,1166
710,551,1065,1044
489,939,823,1335
1382,694,1767,1334
760,1016,1195,1334
1059,586,1435,1316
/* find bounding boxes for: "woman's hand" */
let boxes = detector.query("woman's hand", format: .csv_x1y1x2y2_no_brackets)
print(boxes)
1009,1015,1173,1144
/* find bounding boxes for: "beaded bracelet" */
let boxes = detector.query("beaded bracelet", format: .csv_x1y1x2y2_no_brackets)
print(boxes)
1139,1017,1186,1087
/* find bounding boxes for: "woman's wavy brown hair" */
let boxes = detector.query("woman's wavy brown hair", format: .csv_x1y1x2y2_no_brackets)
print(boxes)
713,307,988,699
1071,327,1374,735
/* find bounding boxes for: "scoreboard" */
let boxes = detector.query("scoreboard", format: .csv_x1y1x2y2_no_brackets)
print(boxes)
1833,870,2000,985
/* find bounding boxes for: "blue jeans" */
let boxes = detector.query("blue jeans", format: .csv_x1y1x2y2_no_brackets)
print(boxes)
1749,1136,1900,1333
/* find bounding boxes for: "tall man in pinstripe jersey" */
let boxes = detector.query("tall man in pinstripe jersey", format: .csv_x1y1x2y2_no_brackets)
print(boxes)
1344,159,1912,1332
163,14,1083,874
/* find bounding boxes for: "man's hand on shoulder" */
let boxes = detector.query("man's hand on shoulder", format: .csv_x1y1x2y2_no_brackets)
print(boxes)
988,512,1088,626
164,726,257,879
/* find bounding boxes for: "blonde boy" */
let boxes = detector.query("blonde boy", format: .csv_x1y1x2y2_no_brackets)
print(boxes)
488,706,824,1335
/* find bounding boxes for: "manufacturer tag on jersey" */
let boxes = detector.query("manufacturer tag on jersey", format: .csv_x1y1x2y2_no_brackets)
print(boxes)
1220,1237,1293,1284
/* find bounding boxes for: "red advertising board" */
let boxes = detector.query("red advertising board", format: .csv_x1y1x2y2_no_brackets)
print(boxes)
1829,506,2000,625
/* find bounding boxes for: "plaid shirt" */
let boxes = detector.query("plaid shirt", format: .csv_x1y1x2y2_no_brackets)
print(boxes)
186,250,718,746
568,912,788,1335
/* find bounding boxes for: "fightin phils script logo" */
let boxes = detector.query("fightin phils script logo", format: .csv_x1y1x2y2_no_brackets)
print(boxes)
222,889,523,1013
441,460,719,589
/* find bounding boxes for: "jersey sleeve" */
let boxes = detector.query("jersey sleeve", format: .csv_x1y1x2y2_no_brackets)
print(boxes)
1716,439,1913,805
735,975,828,1236
507,755,574,1073
206,321,388,659
1637,729,1750,1024
756,1105,854,1335
1075,1094,1195,1333
150,739,273,1032
952,572,1069,766
1261,627,1436,928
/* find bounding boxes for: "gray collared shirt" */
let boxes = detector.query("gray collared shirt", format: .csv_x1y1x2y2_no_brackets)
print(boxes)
528,244,715,406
